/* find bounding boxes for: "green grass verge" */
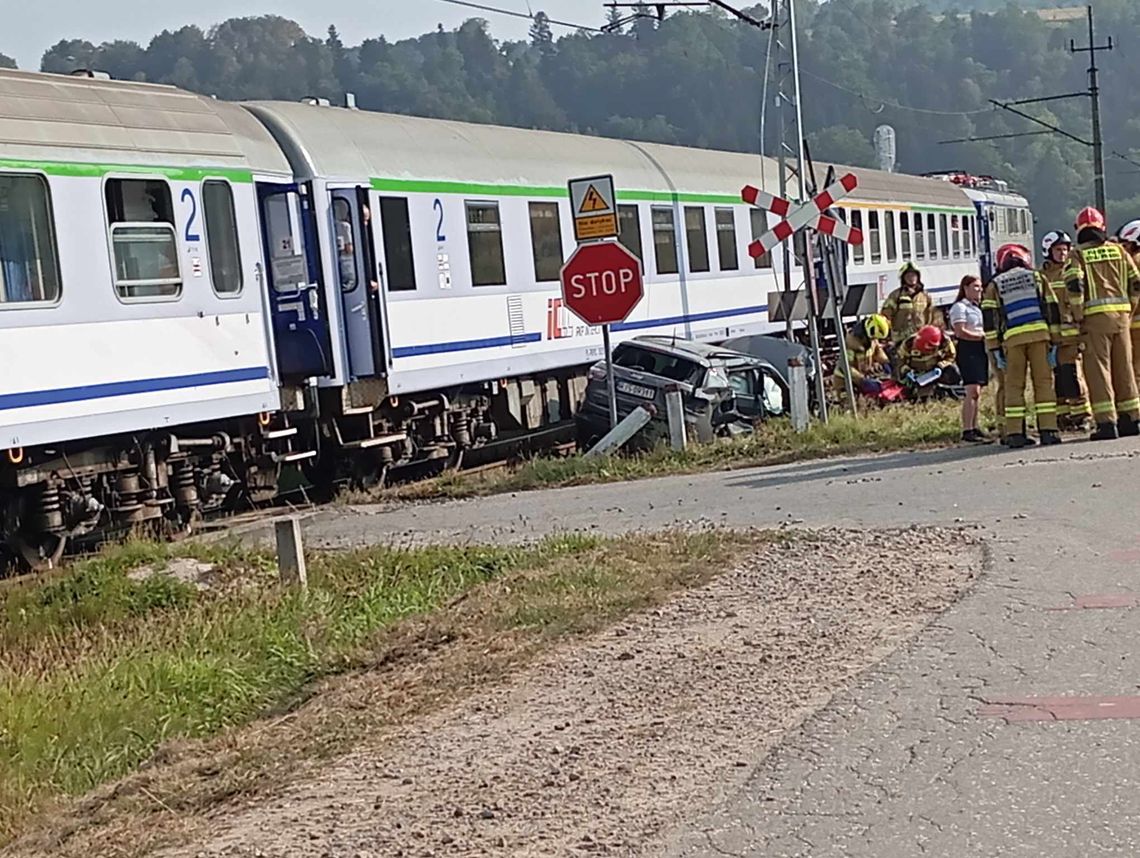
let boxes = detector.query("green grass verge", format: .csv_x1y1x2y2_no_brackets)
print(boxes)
0,529,764,852
389,400,967,500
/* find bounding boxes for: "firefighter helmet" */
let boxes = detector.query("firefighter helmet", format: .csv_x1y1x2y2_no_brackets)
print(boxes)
863,313,890,341
899,261,921,279
1075,206,1107,232
1041,230,1072,257
996,243,1032,273
914,325,943,355
1119,220,1140,246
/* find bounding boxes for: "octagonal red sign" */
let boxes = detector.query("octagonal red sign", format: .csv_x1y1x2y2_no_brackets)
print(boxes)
559,241,645,326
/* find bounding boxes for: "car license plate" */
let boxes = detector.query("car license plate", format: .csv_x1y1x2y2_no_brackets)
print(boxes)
617,381,655,400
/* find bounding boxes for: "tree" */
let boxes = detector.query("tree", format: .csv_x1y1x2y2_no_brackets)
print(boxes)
0,53,15,70
605,6,626,33
529,12,555,56
808,126,877,169
40,39,98,73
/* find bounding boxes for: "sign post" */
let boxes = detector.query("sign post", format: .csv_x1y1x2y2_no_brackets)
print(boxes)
741,173,865,421
562,176,644,431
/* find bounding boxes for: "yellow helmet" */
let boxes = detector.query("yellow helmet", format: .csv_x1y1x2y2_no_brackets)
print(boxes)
863,313,890,341
899,261,921,278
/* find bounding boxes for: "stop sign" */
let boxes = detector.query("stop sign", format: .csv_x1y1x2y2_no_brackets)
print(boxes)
559,241,644,326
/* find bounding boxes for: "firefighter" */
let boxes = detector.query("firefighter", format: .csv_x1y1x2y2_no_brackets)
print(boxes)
1118,219,1140,395
1064,207,1140,440
881,262,935,349
835,313,891,397
895,325,959,397
983,243,1062,448
1040,230,1092,431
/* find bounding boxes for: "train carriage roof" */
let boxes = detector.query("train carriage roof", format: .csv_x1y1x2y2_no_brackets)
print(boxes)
0,69,290,175
245,101,974,211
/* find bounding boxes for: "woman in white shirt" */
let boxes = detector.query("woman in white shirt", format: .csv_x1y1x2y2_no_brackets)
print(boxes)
949,275,988,442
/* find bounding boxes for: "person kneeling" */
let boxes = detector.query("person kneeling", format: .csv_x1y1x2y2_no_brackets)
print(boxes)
895,325,959,399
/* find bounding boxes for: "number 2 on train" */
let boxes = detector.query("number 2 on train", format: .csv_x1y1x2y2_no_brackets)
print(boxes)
182,187,201,242
433,198,446,242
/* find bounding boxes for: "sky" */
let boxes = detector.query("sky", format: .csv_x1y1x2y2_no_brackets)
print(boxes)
4,0,599,70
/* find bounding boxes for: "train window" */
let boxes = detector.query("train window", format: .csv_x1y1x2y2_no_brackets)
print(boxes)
749,209,772,269
884,211,897,263
868,211,882,264
617,205,643,262
684,207,710,273
850,210,864,264
0,173,62,306
715,208,738,271
378,197,417,292
900,211,911,258
652,206,679,275
927,214,938,259
105,178,181,299
528,202,563,282
912,212,925,258
939,214,950,260
201,180,242,296
465,201,506,287
951,215,961,259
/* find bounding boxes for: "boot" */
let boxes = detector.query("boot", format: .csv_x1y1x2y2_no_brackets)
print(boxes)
1006,433,1036,449
1039,430,1063,446
1071,415,1092,433
1118,414,1140,437
1091,422,1119,441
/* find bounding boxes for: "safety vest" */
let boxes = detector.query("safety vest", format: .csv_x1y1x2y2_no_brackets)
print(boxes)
881,286,932,345
1063,240,1135,318
983,268,1050,348
1041,259,1080,339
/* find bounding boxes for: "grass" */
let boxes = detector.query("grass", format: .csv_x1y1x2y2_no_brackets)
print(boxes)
0,528,769,856
385,399,968,501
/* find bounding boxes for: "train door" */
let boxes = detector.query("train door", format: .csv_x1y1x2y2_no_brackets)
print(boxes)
977,204,995,283
256,183,334,380
330,187,387,378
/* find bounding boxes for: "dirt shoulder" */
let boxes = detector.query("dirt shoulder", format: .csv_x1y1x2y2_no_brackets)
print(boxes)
154,527,981,858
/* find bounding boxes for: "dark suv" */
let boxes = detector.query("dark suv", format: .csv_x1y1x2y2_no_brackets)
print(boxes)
576,336,789,448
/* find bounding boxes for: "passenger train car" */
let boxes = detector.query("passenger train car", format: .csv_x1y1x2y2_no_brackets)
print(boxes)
0,68,1020,566
925,172,1035,282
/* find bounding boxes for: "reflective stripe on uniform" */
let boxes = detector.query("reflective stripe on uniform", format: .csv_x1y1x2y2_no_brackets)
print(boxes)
1118,397,1140,412
1003,320,1050,339
1085,296,1132,311
1092,400,1115,415
1006,406,1027,417
1035,402,1058,414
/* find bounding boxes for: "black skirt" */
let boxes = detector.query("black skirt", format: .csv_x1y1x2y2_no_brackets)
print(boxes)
956,338,989,386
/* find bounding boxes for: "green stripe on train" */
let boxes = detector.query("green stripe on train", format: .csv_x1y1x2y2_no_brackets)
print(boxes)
0,158,254,183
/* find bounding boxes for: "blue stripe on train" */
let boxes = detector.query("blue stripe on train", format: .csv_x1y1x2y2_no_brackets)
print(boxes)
0,367,271,412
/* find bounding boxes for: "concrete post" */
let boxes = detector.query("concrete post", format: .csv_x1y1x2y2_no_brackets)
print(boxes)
585,404,656,459
664,384,687,451
788,357,810,433
275,517,308,589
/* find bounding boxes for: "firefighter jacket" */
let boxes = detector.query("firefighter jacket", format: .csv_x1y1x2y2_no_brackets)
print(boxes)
1129,247,1140,330
983,267,1058,351
1062,238,1140,323
835,330,888,385
895,334,956,379
1041,258,1081,342
881,284,934,346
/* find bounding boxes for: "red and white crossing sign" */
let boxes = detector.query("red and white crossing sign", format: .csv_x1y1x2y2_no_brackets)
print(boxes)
741,172,864,259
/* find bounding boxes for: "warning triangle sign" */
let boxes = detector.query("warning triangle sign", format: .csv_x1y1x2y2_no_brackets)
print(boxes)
579,185,610,213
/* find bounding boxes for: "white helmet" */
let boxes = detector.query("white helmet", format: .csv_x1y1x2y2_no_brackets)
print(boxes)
1041,230,1072,257
1119,220,1140,245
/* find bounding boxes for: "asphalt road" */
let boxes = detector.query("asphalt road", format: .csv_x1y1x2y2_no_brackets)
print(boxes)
252,437,1140,856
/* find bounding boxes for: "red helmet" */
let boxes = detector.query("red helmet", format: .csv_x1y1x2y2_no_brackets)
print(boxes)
996,243,1032,273
1075,206,1106,232
914,325,943,355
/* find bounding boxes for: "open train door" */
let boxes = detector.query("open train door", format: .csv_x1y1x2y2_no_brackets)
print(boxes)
257,182,334,380
330,186,388,379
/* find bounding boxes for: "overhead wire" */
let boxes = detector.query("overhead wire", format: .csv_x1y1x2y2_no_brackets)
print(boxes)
433,0,604,32
798,67,992,117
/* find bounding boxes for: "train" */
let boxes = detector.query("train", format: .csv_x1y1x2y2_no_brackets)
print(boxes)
0,68,1033,568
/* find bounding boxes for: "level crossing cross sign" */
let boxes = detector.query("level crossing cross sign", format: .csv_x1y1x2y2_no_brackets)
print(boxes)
742,172,864,259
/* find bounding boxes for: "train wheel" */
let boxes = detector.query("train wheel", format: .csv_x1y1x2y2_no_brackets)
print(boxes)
13,532,68,572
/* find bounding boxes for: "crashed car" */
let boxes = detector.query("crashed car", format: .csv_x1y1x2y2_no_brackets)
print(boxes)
576,336,790,449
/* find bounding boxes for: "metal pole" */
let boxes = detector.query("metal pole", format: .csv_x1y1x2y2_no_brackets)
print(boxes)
802,237,828,423
824,236,858,415
1087,5,1106,217
603,323,618,429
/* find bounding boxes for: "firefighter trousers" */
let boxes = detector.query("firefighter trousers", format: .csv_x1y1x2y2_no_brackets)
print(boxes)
1084,312,1140,424
991,354,1005,438
1054,341,1091,425
1132,326,1140,397
1004,339,1057,436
